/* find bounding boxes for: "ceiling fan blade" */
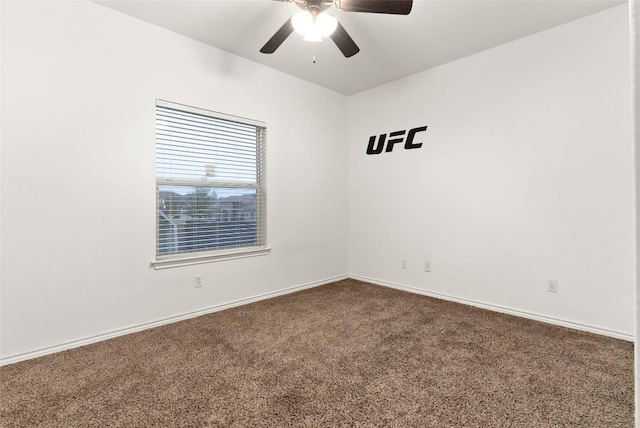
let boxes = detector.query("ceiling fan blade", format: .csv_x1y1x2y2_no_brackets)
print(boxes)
335,0,412,15
260,18,294,54
330,22,360,58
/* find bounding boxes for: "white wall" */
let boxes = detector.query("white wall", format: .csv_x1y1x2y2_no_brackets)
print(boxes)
0,1,348,361
631,0,639,422
1,1,634,363
348,5,634,338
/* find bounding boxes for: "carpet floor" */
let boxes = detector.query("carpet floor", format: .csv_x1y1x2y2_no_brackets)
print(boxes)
0,279,634,427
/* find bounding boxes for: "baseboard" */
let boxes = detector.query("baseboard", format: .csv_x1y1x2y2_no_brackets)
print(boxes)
3,273,631,366
0,274,348,366
349,274,635,342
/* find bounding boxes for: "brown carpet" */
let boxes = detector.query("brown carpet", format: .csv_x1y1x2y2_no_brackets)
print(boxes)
0,279,634,427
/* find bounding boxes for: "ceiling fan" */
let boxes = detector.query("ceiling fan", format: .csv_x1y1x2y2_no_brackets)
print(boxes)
260,0,413,58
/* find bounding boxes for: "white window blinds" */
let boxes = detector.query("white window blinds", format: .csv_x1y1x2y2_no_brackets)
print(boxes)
155,100,266,260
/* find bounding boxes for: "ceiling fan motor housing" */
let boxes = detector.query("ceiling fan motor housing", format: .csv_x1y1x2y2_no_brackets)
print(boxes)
296,0,333,15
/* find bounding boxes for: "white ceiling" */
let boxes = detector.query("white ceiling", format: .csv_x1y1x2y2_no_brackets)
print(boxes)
95,0,625,95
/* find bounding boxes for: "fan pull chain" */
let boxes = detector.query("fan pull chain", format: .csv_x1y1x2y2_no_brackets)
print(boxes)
313,42,317,64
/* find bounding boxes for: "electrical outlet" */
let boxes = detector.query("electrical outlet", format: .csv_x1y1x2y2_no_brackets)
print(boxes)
424,261,431,272
194,275,202,288
546,278,558,293
401,259,407,269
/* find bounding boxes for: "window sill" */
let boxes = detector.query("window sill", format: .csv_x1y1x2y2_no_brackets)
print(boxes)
150,246,271,270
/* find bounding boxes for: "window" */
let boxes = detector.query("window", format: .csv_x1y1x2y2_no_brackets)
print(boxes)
152,100,267,268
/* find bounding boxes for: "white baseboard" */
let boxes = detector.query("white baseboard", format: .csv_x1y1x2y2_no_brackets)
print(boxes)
349,274,635,342
0,275,348,366
2,273,631,366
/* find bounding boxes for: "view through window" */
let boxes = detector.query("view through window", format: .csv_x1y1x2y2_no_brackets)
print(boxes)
155,100,266,260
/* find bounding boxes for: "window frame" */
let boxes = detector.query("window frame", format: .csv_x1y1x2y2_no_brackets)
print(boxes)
151,99,269,269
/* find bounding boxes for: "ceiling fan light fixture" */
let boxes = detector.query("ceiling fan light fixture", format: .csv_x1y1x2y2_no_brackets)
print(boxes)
316,13,338,37
292,11,337,41
291,10,312,35
261,0,412,57
303,29,323,42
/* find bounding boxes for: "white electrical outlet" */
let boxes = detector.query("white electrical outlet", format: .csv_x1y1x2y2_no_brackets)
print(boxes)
546,278,558,293
194,275,202,288
402,259,407,269
424,261,431,273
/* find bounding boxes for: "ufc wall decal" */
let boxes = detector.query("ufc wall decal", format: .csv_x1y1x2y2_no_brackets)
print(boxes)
366,126,428,155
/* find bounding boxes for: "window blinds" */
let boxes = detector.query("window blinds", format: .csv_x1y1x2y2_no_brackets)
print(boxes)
155,100,266,258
